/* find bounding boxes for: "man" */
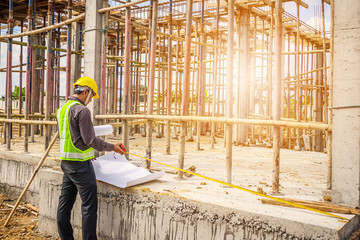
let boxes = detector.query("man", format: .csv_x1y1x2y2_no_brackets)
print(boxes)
56,77,124,240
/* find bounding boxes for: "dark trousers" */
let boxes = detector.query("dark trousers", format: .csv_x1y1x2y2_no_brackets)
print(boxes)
57,160,98,240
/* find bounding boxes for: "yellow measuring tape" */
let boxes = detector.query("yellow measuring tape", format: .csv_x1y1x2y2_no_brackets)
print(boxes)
126,151,349,221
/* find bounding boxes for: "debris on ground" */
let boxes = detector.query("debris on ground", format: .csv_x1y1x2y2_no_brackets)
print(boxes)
0,194,57,240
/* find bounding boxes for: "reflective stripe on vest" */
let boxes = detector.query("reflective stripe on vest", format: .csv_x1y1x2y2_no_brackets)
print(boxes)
57,100,94,161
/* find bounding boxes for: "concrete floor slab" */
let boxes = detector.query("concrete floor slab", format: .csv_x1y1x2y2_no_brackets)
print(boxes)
0,133,359,239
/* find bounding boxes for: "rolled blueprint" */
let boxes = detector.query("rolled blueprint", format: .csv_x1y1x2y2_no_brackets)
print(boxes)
94,125,113,136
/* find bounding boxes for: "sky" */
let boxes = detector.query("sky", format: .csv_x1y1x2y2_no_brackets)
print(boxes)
0,0,331,99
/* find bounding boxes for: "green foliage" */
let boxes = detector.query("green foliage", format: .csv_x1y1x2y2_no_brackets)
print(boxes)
12,86,25,101
1,86,25,102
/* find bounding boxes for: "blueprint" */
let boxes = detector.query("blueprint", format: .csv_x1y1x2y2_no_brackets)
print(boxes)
92,152,164,188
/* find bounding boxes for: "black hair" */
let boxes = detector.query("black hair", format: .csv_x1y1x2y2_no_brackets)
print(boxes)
74,86,88,95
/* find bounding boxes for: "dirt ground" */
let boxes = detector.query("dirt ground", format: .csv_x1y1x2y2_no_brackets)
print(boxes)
0,194,57,240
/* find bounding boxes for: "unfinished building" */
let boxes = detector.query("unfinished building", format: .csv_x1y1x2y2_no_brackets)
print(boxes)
0,0,359,239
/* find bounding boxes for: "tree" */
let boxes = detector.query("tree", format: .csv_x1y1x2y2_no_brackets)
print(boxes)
1,86,26,102
12,86,25,102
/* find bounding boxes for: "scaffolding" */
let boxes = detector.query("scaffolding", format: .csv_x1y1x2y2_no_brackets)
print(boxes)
0,0,332,194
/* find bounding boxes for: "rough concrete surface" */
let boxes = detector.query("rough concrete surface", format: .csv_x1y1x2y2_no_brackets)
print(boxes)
0,133,359,239
332,0,360,207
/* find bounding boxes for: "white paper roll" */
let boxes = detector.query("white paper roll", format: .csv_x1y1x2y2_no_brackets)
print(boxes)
94,125,113,136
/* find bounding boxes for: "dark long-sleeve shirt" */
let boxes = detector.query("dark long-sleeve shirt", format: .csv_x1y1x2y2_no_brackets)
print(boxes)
66,96,114,152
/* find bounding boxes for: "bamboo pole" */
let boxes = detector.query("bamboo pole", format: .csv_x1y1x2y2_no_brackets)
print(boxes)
267,7,274,141
295,2,301,151
55,13,61,110
98,0,149,14
286,33,291,148
225,0,235,184
239,9,250,144
3,131,59,227
115,23,120,115
123,0,131,158
40,15,46,139
65,0,72,100
101,3,108,115
156,33,161,137
178,0,193,179
119,32,124,116
199,0,206,137
1,115,332,132
24,0,33,153
19,21,23,137
135,34,140,115
322,0,328,123
166,0,173,155
272,0,283,194
161,35,166,137
5,0,14,150
326,0,333,190
30,3,37,144
250,14,256,143
45,0,54,150
259,19,265,142
0,119,57,125
211,37,217,149
0,14,85,40
145,0,158,168
174,24,179,118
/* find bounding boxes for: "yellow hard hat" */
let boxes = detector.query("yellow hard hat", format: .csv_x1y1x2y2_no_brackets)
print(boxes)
73,77,99,99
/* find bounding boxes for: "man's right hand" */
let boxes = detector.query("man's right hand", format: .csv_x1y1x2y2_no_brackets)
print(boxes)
113,143,125,155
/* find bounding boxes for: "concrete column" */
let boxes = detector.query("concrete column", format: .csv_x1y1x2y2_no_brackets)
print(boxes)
70,21,82,95
332,0,360,207
84,0,103,124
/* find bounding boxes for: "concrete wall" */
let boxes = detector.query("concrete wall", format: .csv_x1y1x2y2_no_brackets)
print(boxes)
0,157,40,204
0,150,59,204
0,154,359,239
332,0,360,207
37,169,355,240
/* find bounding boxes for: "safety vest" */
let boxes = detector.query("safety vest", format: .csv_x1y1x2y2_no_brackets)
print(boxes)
56,100,94,161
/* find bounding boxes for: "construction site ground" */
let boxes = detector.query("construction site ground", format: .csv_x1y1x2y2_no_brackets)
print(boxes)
0,194,57,240
0,128,354,236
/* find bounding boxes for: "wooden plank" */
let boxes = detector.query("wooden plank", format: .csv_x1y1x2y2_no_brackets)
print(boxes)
261,198,360,215
282,0,308,9
204,10,228,22
207,2,227,7
283,22,298,28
